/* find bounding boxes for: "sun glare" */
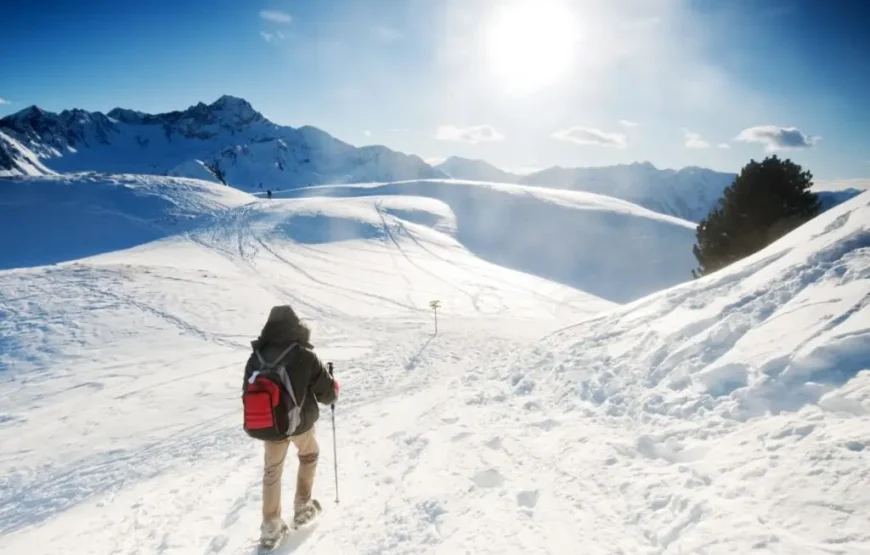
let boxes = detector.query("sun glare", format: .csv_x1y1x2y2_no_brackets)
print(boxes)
483,0,580,95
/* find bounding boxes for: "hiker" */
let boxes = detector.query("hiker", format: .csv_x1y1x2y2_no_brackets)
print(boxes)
266,189,272,199
242,305,339,545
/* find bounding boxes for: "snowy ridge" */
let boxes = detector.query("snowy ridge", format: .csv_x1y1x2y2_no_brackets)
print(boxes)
282,178,699,302
517,162,738,222
4,95,858,225
439,158,865,223
0,96,446,190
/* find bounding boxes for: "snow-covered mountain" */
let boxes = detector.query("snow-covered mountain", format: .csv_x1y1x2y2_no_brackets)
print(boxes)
434,156,521,183
515,162,735,222
440,158,864,223
1,170,867,554
0,96,446,189
4,94,859,225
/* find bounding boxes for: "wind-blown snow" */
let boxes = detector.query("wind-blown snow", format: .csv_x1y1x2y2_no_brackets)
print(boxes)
0,174,867,555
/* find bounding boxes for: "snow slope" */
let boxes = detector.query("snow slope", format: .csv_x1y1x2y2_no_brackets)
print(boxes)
0,174,252,269
0,174,612,555
280,179,700,303
491,190,870,553
0,173,868,555
0,96,446,190
0,130,54,177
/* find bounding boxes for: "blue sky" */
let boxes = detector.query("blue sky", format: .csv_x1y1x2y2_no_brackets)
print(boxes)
1,0,868,181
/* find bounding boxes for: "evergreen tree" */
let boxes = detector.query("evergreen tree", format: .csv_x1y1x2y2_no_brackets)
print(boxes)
692,155,821,277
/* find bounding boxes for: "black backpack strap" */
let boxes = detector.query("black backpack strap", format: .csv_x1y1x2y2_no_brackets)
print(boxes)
252,342,306,407
255,342,299,369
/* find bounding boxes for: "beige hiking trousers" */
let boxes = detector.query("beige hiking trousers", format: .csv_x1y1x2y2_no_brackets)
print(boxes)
262,427,319,522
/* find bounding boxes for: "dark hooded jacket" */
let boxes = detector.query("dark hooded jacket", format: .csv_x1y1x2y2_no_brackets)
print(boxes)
243,305,336,436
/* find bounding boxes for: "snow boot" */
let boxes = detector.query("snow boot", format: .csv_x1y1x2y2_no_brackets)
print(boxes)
293,499,322,528
259,517,289,551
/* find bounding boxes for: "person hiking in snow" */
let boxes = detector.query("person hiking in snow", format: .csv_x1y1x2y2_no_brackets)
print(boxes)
266,189,272,199
242,305,339,545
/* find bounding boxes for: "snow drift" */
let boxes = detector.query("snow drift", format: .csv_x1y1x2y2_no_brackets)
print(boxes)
485,189,870,552
283,179,699,303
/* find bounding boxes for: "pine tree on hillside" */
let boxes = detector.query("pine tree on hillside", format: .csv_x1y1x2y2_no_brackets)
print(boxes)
692,155,821,277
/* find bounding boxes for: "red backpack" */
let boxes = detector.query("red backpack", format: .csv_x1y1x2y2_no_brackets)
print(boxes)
242,343,306,440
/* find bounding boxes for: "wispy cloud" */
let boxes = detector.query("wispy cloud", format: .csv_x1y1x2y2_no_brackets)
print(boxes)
618,120,640,128
363,130,372,137
0,97,10,105
374,26,402,44
259,9,292,24
436,124,505,144
260,31,286,43
717,143,731,149
735,125,819,152
552,126,627,148
683,129,710,149
426,156,446,166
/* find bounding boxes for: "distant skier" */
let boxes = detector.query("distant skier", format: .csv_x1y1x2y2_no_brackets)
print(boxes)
241,305,339,548
266,189,272,199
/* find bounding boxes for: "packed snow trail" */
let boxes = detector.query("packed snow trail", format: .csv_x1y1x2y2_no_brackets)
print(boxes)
1,176,868,554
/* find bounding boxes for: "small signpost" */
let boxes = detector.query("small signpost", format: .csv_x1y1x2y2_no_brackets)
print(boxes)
430,299,441,334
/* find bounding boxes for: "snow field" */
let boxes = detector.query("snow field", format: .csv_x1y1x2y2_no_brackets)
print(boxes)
0,175,868,554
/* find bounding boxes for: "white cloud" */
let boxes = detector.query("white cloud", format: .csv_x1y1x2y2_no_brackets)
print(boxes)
0,97,9,105
618,120,640,128
260,31,286,43
259,9,292,24
718,143,731,149
551,126,627,148
735,125,819,152
374,26,402,43
436,124,505,144
683,129,710,149
426,156,446,166
363,130,372,137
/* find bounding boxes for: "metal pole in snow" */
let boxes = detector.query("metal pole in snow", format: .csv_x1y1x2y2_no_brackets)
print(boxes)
327,362,338,504
430,300,440,335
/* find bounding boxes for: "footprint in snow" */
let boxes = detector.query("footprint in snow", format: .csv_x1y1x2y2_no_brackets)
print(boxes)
472,468,506,488
516,489,540,509
451,431,473,442
484,437,503,450
530,418,560,431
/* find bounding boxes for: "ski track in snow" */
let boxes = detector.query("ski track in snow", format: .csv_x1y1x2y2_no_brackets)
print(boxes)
0,177,868,555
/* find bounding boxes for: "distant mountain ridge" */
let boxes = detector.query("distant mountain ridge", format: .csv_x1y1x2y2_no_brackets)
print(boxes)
434,156,521,184
1,95,860,222
0,95,445,189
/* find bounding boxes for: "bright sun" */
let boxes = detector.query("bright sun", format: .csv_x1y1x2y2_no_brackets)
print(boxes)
483,0,580,95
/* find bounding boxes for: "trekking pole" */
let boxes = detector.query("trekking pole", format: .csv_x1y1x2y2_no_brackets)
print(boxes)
327,362,339,504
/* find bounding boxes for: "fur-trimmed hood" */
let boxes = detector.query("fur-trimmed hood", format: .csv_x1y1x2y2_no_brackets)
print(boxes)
251,305,313,350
